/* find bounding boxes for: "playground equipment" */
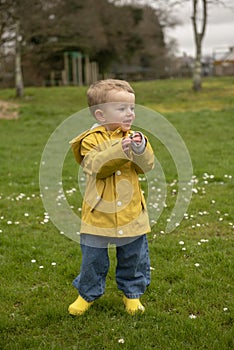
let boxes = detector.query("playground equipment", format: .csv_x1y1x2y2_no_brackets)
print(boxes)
50,51,99,86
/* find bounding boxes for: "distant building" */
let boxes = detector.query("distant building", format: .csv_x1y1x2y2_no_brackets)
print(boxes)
213,47,234,76
168,52,213,78
168,52,194,78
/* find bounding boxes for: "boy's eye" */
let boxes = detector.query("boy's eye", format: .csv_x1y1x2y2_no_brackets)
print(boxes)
117,106,135,112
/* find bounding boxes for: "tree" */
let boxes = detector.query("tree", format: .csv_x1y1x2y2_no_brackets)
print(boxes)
115,0,232,90
42,0,167,78
96,3,167,77
1,0,167,86
15,19,24,97
108,0,179,77
177,0,233,91
0,0,62,92
0,0,40,97
191,0,233,91
191,0,207,91
0,0,26,97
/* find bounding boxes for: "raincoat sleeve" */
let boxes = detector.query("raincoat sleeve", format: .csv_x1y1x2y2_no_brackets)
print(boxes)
132,138,154,174
80,136,130,179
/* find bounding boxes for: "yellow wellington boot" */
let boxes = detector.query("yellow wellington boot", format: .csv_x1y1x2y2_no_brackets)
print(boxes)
123,296,145,315
68,295,94,316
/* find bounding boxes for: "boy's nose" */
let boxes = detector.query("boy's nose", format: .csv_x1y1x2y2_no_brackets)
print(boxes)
127,107,134,115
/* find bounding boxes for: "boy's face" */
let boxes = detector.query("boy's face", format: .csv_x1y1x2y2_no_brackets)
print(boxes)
95,90,135,132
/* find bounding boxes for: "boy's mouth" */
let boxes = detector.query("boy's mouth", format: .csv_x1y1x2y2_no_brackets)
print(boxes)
123,119,132,126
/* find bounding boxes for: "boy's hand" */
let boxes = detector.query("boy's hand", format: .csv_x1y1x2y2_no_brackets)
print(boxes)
131,132,142,144
122,132,145,156
122,137,132,155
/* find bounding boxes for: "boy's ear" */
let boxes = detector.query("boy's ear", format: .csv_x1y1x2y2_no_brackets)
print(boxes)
94,109,106,123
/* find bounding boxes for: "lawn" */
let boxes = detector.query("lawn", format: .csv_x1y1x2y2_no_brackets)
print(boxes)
0,77,233,349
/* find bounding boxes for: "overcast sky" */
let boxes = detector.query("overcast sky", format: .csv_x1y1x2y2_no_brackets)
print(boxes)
165,2,234,57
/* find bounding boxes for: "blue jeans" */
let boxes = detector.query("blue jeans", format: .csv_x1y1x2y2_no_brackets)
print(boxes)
72,234,151,302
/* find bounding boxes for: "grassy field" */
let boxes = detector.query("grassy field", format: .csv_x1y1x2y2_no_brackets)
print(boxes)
0,77,233,349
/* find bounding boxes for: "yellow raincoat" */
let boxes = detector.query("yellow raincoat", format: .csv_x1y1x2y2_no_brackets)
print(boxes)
70,125,154,238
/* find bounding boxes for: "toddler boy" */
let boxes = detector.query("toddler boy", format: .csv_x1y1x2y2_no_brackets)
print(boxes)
69,79,154,315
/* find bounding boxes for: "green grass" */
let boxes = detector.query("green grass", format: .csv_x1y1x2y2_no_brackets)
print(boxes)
0,77,234,349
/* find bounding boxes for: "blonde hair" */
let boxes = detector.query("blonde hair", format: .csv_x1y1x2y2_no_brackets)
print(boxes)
87,79,135,116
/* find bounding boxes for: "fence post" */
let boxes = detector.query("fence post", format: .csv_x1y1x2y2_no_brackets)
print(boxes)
63,52,69,85
77,52,83,86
